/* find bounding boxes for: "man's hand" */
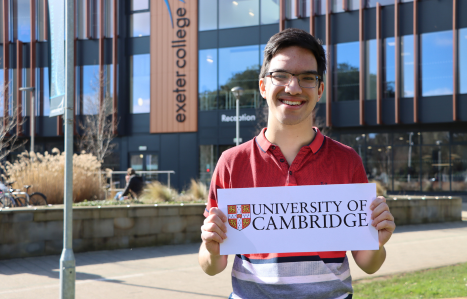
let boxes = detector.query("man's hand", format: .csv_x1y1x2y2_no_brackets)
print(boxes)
201,207,228,256
199,207,229,275
370,196,396,247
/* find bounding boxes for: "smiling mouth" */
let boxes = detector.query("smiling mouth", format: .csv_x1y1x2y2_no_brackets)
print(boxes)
280,99,305,106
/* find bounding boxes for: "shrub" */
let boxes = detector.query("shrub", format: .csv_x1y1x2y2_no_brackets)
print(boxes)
1,149,104,204
186,179,208,201
139,181,178,203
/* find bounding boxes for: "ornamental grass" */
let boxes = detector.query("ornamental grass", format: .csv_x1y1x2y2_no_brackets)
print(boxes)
1,149,104,204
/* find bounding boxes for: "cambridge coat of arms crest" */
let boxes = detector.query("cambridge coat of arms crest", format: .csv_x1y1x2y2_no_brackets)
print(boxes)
227,204,251,231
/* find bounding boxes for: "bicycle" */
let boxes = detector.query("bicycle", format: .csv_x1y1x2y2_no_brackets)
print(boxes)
6,182,48,206
0,189,24,208
14,185,48,206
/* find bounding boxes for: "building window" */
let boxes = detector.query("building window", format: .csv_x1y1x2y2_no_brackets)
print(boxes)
130,0,150,37
334,41,359,101
365,39,377,100
262,0,280,24
219,0,259,29
365,0,398,8
0,72,3,117
199,49,218,111
199,0,217,31
14,0,31,42
77,65,100,115
315,0,326,15
366,133,392,191
331,0,343,13
37,0,46,41
384,37,395,98
77,0,87,39
218,45,261,109
421,30,453,97
130,54,150,114
285,0,308,20
199,145,218,186
42,67,50,116
105,0,114,37
451,145,467,192
21,68,31,117
401,35,414,97
459,28,467,94
393,143,420,192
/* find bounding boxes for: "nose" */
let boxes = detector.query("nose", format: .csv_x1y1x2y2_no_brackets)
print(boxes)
285,75,302,95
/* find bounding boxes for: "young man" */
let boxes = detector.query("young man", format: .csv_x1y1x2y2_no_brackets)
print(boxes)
199,28,396,299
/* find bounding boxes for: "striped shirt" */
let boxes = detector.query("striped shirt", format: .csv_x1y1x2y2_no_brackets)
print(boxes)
205,128,368,299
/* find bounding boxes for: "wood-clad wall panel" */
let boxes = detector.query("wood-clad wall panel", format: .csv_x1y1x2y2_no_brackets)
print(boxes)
453,0,458,121
150,0,198,133
3,0,9,128
413,0,418,123
17,41,23,135
30,0,36,137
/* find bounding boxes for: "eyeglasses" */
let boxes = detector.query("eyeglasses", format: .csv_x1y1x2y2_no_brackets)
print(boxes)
266,71,321,89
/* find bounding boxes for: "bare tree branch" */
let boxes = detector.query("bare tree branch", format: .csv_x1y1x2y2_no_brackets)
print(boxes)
78,69,118,164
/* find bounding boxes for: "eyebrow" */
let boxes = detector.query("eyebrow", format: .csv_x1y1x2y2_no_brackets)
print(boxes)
269,69,319,75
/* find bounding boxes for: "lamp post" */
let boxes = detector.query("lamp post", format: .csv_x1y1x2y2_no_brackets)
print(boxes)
19,87,36,153
231,86,243,146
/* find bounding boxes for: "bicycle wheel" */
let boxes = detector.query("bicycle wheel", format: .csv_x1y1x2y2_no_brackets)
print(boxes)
1,195,13,207
29,192,48,206
14,196,27,207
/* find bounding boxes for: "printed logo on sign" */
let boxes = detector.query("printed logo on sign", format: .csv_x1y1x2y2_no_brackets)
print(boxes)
228,205,251,231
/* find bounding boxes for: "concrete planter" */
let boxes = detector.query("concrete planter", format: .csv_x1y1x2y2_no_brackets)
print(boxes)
0,196,462,260
386,196,462,226
0,204,206,260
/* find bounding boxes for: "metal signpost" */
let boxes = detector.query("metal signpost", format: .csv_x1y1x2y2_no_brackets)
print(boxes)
19,87,36,153
59,0,76,297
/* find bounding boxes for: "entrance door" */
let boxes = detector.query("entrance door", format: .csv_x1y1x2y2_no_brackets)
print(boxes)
129,153,159,182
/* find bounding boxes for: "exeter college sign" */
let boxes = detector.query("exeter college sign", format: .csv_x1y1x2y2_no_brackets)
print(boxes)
150,0,198,133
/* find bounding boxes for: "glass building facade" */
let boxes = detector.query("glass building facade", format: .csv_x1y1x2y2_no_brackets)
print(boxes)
0,0,465,194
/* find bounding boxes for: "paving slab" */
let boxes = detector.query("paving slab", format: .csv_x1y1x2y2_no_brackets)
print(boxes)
0,221,466,299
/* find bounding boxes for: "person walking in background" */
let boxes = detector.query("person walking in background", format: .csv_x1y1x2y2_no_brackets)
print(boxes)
115,168,144,200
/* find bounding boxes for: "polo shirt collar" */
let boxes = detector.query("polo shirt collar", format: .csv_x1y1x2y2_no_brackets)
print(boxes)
256,127,325,154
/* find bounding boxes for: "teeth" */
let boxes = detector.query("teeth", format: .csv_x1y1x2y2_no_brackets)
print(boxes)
282,100,302,106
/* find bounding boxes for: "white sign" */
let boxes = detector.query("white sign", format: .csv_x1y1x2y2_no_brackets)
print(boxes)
221,114,256,122
218,183,378,255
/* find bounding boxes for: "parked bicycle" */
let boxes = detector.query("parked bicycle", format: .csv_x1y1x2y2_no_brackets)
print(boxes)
13,185,48,206
0,182,48,207
0,188,24,208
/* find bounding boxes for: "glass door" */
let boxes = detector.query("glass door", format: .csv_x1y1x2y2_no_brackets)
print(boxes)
129,152,159,182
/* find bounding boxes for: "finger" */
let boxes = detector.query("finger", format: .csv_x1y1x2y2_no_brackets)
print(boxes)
201,230,224,244
204,214,228,233
375,219,396,232
202,222,227,239
371,210,394,227
371,202,389,219
370,196,386,210
209,207,228,222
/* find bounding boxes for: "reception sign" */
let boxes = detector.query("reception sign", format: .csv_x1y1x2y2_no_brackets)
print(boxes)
218,184,378,255
150,0,198,133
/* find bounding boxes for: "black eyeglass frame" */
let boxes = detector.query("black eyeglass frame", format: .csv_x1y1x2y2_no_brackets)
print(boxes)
266,71,322,89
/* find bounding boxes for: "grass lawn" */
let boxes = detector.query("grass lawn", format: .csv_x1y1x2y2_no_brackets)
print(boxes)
353,262,467,299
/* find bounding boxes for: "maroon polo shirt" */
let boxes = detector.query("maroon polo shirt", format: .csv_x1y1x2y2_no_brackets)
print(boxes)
204,127,368,260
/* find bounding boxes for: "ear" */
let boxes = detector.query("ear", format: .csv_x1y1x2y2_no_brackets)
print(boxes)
317,80,324,102
259,77,267,99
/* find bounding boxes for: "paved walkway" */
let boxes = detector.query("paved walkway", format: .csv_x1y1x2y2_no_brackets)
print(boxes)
1,220,467,298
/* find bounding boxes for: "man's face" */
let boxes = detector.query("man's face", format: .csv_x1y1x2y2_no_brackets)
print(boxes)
259,46,324,127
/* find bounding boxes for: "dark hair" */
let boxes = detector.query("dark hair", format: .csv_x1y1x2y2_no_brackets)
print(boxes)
259,28,326,81
127,168,136,176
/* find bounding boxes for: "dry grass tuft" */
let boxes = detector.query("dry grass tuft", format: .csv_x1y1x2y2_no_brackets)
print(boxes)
186,179,208,201
1,149,104,204
139,181,178,203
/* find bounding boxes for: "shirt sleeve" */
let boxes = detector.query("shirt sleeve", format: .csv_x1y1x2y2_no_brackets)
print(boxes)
204,154,230,217
352,154,369,184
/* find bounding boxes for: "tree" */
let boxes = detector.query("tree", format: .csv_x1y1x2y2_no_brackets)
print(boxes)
0,83,27,161
78,70,118,164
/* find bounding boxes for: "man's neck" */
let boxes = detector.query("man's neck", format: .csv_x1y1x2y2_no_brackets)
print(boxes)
264,119,316,166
